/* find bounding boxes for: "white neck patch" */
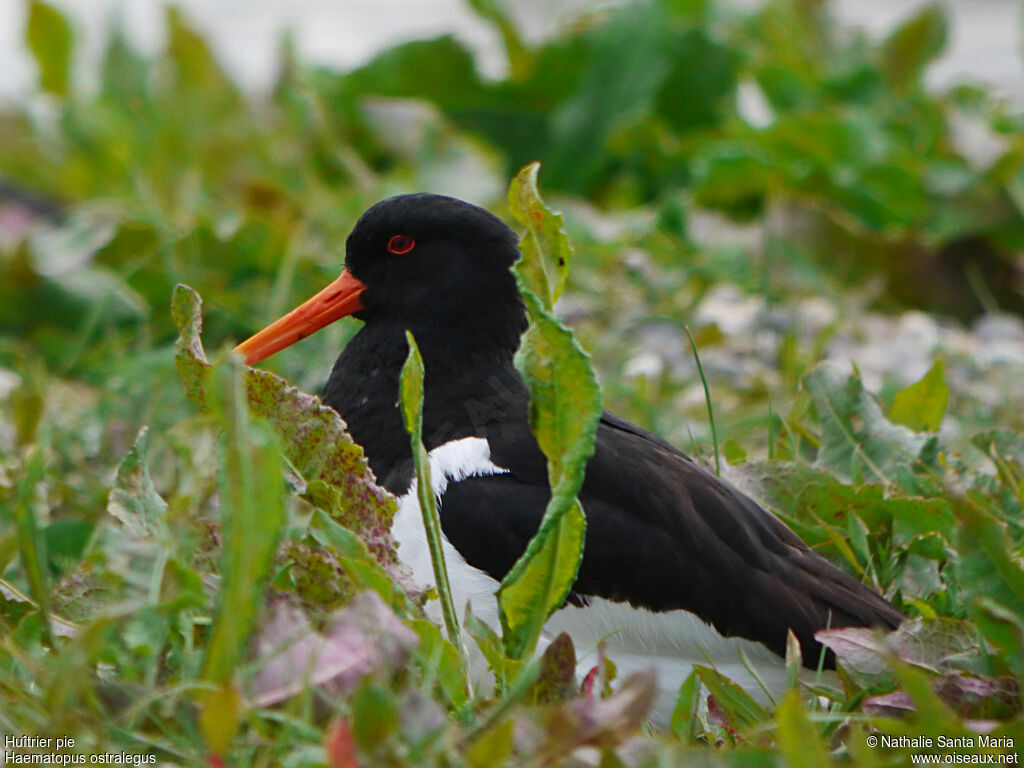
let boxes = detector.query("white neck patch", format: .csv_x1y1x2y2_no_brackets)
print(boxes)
422,436,509,497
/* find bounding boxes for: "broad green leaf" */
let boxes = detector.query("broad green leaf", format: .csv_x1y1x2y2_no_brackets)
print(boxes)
309,510,417,614
497,166,601,660
889,359,948,432
775,689,829,768
693,665,769,730
507,162,573,309
400,331,466,673
201,360,286,685
26,0,72,97
172,284,398,568
165,7,240,110
805,363,938,486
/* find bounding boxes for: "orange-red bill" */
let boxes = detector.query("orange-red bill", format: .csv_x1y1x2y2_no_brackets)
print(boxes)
235,269,366,365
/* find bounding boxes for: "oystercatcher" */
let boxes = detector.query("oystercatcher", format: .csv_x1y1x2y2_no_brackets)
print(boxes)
236,193,902,715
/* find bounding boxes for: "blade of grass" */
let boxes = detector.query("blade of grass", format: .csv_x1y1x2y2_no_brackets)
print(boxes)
684,325,719,477
11,445,53,647
400,331,471,693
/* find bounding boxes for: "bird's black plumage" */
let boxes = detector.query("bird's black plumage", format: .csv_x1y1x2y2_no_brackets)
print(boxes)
311,192,901,668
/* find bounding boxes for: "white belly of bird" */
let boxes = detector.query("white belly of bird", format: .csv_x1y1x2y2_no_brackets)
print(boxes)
391,437,804,723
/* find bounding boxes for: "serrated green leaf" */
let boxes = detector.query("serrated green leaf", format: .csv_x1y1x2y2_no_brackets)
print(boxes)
172,284,212,407
172,284,398,569
732,461,953,561
498,498,586,660
26,0,73,97
890,359,948,432
497,167,601,660
508,162,573,309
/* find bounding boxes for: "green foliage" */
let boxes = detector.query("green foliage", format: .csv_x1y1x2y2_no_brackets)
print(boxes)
26,0,72,97
2,0,1024,765
497,164,601,659
200,360,286,686
889,359,948,433
399,331,467,677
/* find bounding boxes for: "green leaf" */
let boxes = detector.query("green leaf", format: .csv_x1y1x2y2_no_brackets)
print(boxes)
44,519,92,573
466,0,531,81
693,665,769,730
775,689,829,768
400,331,467,679
26,0,73,97
465,718,516,768
409,618,471,712
878,3,947,90
106,427,168,539
805,363,938,486
669,671,700,742
496,166,601,660
889,359,948,432
544,2,675,193
497,497,586,660
10,445,53,645
201,359,286,685
172,284,399,570
351,678,399,752
507,162,573,309
198,683,241,754
531,632,577,704
465,604,522,692
957,498,1024,625
172,284,212,407
733,461,953,562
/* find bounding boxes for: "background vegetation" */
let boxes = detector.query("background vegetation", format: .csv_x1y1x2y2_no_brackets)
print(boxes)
2,0,1024,764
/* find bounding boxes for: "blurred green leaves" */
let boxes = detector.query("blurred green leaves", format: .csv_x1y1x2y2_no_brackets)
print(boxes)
26,0,72,97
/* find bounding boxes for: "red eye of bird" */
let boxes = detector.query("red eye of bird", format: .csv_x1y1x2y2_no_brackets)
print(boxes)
387,234,416,254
